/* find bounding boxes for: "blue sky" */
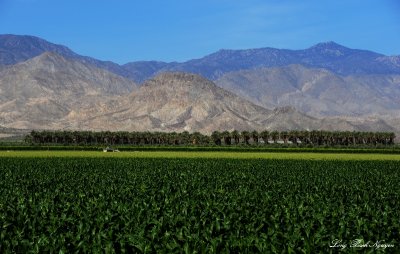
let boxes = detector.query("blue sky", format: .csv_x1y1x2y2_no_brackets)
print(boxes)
0,0,399,63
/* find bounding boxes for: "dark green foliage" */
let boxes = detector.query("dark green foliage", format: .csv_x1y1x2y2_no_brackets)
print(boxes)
0,158,399,252
25,130,396,147
2,145,400,154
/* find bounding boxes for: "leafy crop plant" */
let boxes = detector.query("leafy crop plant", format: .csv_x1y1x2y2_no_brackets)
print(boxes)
0,157,399,252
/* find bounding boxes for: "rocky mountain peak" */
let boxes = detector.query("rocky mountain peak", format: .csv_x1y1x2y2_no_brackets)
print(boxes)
306,41,351,57
310,41,345,50
143,72,217,90
0,34,134,79
0,34,76,65
0,34,66,50
154,72,209,82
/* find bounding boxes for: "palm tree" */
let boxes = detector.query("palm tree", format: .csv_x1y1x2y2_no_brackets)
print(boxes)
200,133,212,145
309,130,317,145
221,131,232,145
24,133,33,144
169,132,178,145
280,131,288,144
241,131,251,145
231,130,240,145
260,130,269,145
211,131,222,145
251,130,259,145
191,132,202,145
389,132,396,145
270,131,279,144
301,130,310,144
289,130,299,145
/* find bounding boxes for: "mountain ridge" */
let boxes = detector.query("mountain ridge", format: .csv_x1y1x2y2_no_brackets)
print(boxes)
0,34,399,136
215,64,400,118
2,34,400,83
58,72,388,134
0,51,137,129
0,34,133,79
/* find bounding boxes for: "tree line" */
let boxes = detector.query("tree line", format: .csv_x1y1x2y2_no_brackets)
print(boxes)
25,130,396,146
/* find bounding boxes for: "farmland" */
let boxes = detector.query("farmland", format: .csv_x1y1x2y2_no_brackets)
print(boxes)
1,153,399,252
2,150,400,160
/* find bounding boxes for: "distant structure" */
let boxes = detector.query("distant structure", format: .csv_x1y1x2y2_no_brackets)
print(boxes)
103,146,120,152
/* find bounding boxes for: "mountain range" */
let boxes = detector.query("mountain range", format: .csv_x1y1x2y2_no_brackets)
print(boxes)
0,34,399,136
215,64,400,118
2,35,400,82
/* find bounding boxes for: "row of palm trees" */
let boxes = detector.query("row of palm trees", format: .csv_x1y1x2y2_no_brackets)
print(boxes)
25,130,210,146
25,130,396,146
212,130,396,146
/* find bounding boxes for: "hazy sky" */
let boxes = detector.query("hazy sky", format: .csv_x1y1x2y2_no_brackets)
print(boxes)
0,0,399,63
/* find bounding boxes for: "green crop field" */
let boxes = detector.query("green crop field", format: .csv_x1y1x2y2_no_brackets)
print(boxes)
1,154,399,252
2,150,400,160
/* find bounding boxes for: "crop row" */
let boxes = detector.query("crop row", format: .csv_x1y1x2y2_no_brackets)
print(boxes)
0,158,399,252
2,145,400,154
